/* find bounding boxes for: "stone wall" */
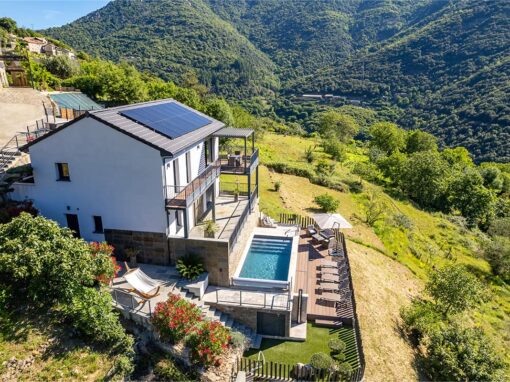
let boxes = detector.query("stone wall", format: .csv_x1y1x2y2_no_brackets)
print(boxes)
104,229,169,265
168,237,230,286
206,303,291,337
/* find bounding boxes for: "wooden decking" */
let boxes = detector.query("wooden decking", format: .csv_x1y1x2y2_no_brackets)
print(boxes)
294,232,354,325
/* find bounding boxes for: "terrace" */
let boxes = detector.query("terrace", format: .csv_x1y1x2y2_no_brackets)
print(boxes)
213,127,258,176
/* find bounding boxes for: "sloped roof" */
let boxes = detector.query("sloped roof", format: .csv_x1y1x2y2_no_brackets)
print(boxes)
23,99,225,157
50,92,102,111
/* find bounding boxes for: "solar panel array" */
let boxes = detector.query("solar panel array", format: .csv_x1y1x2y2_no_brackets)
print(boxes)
120,102,211,139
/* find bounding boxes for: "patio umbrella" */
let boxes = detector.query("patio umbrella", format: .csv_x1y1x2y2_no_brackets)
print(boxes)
312,213,352,229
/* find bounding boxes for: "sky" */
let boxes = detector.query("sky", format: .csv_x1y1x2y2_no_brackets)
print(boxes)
0,0,110,30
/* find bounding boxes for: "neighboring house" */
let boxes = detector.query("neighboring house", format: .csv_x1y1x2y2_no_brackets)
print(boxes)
0,61,8,88
23,37,47,53
41,43,58,56
57,48,76,60
49,92,103,119
10,99,260,286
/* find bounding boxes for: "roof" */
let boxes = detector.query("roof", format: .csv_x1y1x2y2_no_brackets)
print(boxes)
23,37,46,45
213,127,254,138
50,92,103,111
23,99,225,157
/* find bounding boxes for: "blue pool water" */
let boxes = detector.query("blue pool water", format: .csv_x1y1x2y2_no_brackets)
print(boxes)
238,236,292,281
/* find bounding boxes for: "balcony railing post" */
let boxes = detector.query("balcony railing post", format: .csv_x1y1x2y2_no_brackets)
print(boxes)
239,290,242,306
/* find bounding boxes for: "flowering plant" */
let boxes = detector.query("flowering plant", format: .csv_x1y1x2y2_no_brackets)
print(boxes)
89,242,120,284
151,294,202,343
186,320,231,367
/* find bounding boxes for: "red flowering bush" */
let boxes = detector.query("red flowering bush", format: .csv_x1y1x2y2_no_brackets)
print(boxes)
89,242,120,284
151,294,203,343
186,320,231,367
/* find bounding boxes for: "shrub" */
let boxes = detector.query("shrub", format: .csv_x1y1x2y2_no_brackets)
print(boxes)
314,194,339,213
310,352,334,370
304,145,315,163
152,294,202,343
336,362,353,379
274,181,282,191
400,299,443,340
322,140,346,162
392,213,414,231
484,236,510,282
154,358,190,381
424,325,505,382
229,330,247,349
328,338,346,354
63,286,134,353
113,354,135,378
186,320,231,367
176,253,205,280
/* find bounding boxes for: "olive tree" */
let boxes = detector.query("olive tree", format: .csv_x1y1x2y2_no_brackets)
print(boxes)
318,111,359,143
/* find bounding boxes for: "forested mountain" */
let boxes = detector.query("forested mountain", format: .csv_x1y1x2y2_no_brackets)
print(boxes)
44,0,279,98
44,0,510,162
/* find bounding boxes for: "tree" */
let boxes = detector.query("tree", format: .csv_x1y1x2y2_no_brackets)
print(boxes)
318,111,359,143
321,139,346,162
368,122,407,155
480,166,504,192
484,236,510,282
42,55,79,78
401,151,450,210
426,264,484,317
424,325,505,382
448,168,495,227
376,150,407,186
406,130,437,153
0,17,17,33
441,147,474,169
314,194,339,213
204,97,234,125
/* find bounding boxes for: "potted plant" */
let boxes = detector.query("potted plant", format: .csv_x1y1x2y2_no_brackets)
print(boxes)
203,219,219,238
125,246,139,266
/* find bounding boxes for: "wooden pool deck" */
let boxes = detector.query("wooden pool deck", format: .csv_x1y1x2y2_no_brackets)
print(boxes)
294,231,354,326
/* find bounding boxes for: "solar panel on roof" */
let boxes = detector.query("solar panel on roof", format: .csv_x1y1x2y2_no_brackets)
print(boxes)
119,102,211,139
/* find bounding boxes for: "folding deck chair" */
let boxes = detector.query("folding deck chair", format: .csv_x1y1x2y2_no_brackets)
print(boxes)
122,262,161,299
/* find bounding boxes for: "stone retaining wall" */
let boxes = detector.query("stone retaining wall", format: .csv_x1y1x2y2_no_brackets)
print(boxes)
104,229,169,265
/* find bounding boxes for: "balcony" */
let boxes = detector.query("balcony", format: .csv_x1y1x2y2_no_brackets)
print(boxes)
218,148,259,175
165,159,220,208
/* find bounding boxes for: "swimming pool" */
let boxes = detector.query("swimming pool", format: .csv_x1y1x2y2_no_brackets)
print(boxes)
238,236,293,281
232,228,299,289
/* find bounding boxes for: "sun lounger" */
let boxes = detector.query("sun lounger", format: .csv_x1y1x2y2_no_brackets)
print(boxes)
320,229,335,239
260,214,278,228
122,262,161,299
319,260,340,268
312,233,324,243
318,282,339,292
306,225,317,237
318,292,343,303
320,273,340,283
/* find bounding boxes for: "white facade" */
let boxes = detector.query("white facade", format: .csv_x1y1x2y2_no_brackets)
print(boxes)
11,116,220,241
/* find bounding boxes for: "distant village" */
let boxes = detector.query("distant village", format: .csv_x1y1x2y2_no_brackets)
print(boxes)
0,32,75,88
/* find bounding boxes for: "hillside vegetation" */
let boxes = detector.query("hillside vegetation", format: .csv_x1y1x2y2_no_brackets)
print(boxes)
45,0,278,98
44,0,510,162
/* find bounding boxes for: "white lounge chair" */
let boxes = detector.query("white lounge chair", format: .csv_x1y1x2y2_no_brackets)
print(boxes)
318,292,342,303
319,260,340,268
318,282,339,292
260,214,277,228
122,262,161,299
320,273,340,283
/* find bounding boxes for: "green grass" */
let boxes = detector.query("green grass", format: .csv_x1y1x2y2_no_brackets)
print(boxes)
256,132,510,366
244,324,359,369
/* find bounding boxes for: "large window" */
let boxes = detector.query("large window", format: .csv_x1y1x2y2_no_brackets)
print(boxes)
56,163,70,181
93,215,103,233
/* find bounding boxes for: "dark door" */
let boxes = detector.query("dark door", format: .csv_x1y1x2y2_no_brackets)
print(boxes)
257,312,286,337
65,214,81,238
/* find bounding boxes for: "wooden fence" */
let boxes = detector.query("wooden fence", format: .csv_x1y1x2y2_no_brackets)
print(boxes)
278,213,317,228
235,357,360,381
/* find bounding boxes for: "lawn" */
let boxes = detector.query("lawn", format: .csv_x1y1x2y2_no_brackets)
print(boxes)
244,323,359,369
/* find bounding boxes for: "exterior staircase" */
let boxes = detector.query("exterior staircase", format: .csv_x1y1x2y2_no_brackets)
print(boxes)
176,280,263,350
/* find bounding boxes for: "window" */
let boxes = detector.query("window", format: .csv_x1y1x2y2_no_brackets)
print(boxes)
175,210,182,227
93,215,103,233
56,163,70,181
185,152,192,183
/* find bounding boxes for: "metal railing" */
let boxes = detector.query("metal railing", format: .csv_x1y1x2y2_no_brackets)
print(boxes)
218,148,259,174
228,196,251,250
110,287,153,318
214,288,292,311
165,159,220,207
219,181,250,196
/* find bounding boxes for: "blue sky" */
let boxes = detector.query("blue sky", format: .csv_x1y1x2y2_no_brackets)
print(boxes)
0,0,110,30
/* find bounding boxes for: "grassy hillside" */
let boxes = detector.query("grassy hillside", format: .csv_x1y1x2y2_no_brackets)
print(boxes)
256,132,510,369
44,0,278,98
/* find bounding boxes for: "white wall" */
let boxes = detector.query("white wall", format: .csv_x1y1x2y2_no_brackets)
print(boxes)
11,117,167,242
164,137,220,235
